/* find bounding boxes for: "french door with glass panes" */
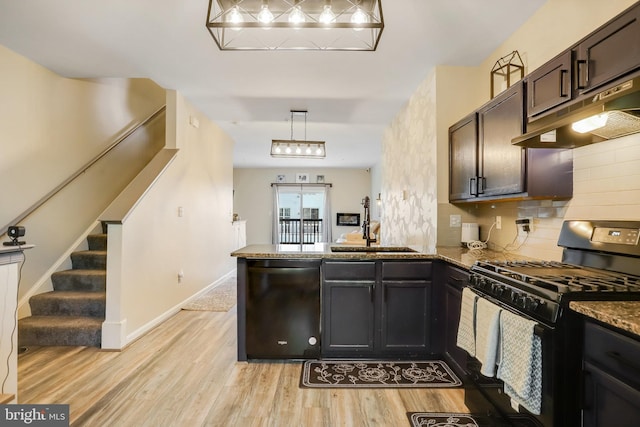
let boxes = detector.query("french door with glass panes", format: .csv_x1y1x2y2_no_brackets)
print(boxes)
276,187,326,244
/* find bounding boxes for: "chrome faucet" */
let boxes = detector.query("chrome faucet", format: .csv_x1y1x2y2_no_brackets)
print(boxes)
361,196,375,247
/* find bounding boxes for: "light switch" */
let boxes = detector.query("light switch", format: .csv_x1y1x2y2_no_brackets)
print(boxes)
450,214,461,228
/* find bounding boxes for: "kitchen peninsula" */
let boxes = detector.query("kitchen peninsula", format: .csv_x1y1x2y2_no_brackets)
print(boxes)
231,244,521,362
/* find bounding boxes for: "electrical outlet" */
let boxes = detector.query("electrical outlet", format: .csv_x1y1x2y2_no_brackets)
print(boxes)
516,217,533,237
496,216,502,230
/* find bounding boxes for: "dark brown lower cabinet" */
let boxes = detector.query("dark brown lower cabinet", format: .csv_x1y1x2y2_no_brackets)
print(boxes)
581,320,640,427
321,260,432,358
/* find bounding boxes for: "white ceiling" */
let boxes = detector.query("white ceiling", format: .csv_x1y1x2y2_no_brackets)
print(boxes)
0,0,546,169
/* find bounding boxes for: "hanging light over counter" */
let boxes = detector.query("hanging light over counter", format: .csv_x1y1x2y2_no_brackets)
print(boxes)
271,110,326,159
206,0,384,51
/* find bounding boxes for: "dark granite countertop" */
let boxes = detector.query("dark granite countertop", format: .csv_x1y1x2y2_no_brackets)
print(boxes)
231,244,536,269
570,301,640,337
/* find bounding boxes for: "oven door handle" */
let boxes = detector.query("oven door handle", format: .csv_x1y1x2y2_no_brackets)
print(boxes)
606,350,640,374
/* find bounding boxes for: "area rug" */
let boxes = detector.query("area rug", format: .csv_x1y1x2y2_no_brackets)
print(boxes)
301,360,462,388
407,412,543,427
182,278,236,312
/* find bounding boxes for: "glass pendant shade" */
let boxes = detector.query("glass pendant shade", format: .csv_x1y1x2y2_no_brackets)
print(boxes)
318,5,336,24
257,4,274,23
288,5,305,24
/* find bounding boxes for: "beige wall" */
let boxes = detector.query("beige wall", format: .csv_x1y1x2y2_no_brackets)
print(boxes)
233,168,372,245
381,0,640,259
117,91,235,342
0,43,167,302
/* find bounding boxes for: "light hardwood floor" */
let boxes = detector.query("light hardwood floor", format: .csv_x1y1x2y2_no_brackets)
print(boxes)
18,307,470,426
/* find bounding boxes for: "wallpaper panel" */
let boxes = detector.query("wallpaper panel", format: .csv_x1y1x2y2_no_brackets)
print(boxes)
380,70,438,252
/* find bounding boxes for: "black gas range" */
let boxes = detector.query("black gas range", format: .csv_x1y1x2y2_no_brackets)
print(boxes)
464,220,640,427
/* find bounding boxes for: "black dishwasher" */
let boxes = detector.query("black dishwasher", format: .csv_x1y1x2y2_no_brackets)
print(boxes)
246,259,320,359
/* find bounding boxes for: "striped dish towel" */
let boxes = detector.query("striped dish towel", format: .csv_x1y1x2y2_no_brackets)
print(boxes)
497,310,543,415
456,287,479,356
475,297,502,377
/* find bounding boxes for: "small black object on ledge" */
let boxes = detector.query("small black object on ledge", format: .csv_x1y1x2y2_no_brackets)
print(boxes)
3,225,26,246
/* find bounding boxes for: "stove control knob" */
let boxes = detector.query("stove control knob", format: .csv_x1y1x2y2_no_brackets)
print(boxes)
509,291,518,302
528,298,541,311
470,275,479,286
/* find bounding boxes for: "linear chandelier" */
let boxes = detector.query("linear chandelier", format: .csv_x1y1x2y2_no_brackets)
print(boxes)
271,110,326,159
206,0,384,51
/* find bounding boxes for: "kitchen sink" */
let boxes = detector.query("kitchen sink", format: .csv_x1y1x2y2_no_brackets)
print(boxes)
330,246,417,253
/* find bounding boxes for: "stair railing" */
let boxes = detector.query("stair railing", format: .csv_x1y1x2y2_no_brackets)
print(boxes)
0,105,166,237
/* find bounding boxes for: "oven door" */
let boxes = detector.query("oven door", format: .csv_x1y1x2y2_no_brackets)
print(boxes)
463,289,566,427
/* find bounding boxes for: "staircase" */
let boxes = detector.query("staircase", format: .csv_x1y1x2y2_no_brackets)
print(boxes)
19,233,107,347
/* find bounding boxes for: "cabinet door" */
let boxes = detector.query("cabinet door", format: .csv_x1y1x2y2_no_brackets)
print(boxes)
380,281,430,354
322,261,376,357
527,50,572,119
322,281,375,355
449,113,478,201
478,82,525,197
576,4,640,94
582,361,640,427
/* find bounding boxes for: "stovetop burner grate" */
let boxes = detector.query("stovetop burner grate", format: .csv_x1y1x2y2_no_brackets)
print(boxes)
474,260,640,294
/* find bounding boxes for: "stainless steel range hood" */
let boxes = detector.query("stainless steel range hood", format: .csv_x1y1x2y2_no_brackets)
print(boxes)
513,75,640,148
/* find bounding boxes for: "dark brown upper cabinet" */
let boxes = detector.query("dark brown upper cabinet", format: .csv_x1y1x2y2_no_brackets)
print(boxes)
575,3,640,95
478,82,526,197
449,83,526,202
524,2,640,123
527,50,572,119
449,81,573,203
449,113,478,201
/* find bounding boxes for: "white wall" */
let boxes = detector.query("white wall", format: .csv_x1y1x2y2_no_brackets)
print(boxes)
233,168,371,245
117,91,235,343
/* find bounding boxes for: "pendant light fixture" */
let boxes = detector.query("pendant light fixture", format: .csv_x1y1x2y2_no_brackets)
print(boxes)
206,0,384,51
271,110,326,159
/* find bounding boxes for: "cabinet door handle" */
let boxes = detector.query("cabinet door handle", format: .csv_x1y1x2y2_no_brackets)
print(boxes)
560,69,568,97
469,177,477,196
606,350,640,374
478,177,486,195
369,285,374,303
576,59,588,89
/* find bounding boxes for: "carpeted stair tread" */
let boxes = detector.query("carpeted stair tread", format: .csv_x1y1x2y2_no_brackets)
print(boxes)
30,291,105,317
71,250,107,270
51,269,106,291
87,234,107,251
19,316,102,347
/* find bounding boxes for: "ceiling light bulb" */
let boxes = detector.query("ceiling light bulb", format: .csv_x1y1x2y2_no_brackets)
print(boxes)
350,6,368,30
319,5,336,24
296,145,302,154
285,145,292,154
257,4,274,24
227,5,244,24
288,5,305,25
316,147,323,155
571,113,609,133
275,145,281,154
306,145,312,155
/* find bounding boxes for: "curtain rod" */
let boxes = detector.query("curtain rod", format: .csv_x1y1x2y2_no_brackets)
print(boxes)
270,183,332,187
